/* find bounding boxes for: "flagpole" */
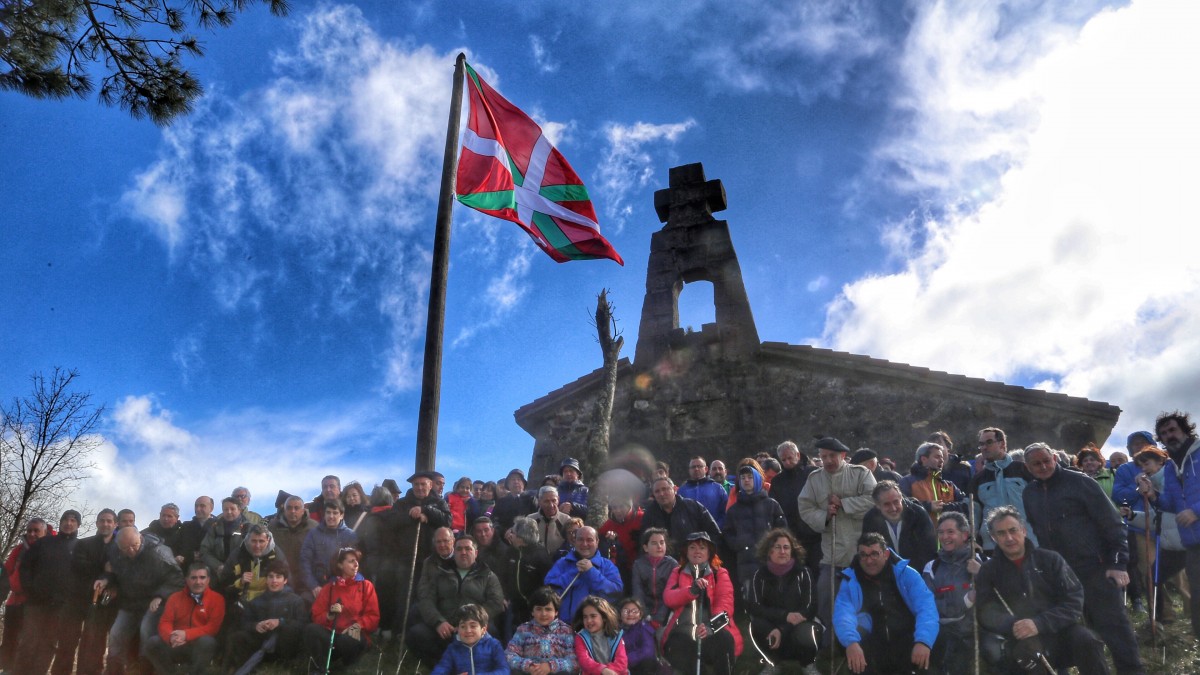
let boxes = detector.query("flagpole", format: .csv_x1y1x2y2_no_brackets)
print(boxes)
414,52,466,473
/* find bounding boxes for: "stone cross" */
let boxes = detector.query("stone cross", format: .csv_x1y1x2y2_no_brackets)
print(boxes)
653,163,727,225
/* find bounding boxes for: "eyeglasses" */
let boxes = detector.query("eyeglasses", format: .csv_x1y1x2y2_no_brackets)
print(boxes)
858,550,885,560
770,544,792,551
621,608,641,614
977,439,1000,448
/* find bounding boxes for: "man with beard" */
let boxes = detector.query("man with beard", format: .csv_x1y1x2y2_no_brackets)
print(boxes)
709,460,733,493
73,509,119,674
900,443,969,523
1022,442,1143,675
862,481,936,573
1153,410,1200,640
268,494,316,586
15,510,83,675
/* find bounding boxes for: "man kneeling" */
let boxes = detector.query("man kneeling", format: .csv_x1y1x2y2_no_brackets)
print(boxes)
144,563,225,675
833,532,938,674
975,506,1110,675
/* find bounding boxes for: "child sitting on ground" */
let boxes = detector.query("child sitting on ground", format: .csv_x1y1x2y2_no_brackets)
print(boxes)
430,604,507,675
617,597,659,675
574,595,628,675
506,586,578,674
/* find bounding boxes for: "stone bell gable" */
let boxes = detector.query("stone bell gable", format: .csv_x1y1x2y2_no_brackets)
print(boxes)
515,163,1120,480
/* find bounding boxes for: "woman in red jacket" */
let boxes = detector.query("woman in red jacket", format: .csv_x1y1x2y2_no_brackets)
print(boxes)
661,532,742,675
303,547,380,671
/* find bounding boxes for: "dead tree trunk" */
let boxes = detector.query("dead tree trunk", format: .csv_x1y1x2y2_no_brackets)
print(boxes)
583,289,622,528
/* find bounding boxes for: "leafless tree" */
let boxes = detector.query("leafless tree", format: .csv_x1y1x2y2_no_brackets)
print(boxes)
0,368,103,553
584,289,623,527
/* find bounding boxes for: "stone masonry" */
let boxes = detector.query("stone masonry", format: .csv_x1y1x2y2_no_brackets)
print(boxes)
515,163,1120,480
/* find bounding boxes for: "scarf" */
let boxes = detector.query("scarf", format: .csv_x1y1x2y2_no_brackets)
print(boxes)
766,558,796,577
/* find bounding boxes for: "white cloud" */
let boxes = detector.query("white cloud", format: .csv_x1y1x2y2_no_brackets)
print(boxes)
76,395,412,532
117,5,470,392
530,35,559,73
822,0,1200,447
806,275,829,293
452,247,534,348
597,120,697,231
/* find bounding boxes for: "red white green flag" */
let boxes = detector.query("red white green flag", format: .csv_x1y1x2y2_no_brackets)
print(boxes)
456,62,623,265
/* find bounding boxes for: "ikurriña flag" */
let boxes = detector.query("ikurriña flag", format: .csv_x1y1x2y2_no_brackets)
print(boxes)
455,62,623,265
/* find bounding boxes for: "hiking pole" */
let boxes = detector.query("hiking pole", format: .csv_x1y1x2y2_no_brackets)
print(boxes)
992,588,1054,674
1143,493,1157,646
829,511,838,673
325,596,342,675
398,520,422,651
969,500,980,675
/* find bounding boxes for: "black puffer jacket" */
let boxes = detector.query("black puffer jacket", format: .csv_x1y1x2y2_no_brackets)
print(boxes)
1023,464,1128,574
745,561,818,629
21,532,80,606
975,541,1084,637
723,490,786,575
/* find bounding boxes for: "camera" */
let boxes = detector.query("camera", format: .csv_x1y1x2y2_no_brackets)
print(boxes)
706,611,729,634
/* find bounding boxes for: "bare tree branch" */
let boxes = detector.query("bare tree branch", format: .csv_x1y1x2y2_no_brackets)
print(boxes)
0,367,103,552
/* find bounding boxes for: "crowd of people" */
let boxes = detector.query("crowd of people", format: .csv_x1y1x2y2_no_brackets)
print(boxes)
2,409,1199,675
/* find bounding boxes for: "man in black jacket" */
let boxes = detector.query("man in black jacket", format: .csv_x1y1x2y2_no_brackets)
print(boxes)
1022,442,1144,675
976,506,1109,674
861,481,936,573
73,509,119,675
382,471,451,632
641,476,722,557
177,496,216,570
15,509,83,675
142,503,187,565
96,527,185,675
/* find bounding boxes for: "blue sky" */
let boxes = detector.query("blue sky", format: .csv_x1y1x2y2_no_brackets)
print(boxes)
4,0,1198,524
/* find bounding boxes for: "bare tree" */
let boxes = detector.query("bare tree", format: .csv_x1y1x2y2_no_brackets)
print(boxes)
583,289,623,527
0,368,103,553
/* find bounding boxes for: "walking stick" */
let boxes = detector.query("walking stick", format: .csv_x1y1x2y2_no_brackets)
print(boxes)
1143,494,1157,645
324,595,341,675
992,589,1054,674
829,511,838,672
968,501,980,675
398,520,422,650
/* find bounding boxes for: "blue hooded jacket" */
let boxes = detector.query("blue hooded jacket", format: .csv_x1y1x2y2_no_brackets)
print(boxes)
834,550,939,650
430,632,508,675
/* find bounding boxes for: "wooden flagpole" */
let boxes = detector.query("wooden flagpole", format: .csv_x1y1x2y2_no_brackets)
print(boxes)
414,53,466,472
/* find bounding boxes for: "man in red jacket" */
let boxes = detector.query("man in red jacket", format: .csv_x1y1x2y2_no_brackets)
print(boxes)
143,563,225,674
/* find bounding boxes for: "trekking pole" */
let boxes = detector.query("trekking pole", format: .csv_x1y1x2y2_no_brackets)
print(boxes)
829,511,838,672
693,566,702,675
398,520,422,651
992,588,1054,674
325,595,341,675
1143,494,1157,644
968,500,980,675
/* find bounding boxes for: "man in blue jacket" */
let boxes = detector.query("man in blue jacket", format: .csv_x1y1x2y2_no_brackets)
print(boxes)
834,532,937,674
544,526,623,621
1154,410,1200,640
679,456,728,527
